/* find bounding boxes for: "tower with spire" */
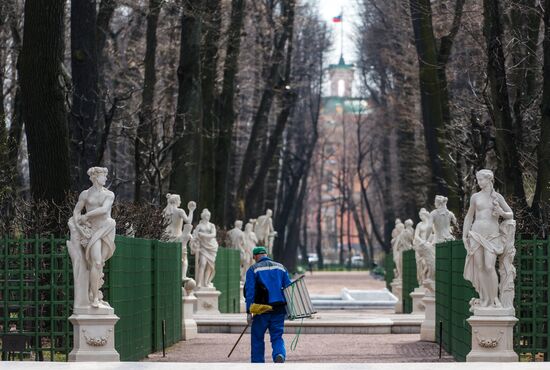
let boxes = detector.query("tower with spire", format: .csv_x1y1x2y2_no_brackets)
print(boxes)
328,54,354,97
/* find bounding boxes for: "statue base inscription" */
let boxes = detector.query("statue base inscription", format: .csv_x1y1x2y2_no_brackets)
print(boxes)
182,291,198,340
194,287,221,315
68,313,120,362
420,294,435,341
410,286,426,315
390,279,403,314
466,308,518,362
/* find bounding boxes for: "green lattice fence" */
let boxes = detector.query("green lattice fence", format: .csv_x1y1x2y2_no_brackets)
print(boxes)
1,235,182,361
514,238,550,361
384,252,395,291
402,249,418,314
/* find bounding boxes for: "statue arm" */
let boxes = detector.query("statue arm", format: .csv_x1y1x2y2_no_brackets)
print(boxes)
462,195,475,245
73,191,87,220
496,194,514,220
84,192,114,218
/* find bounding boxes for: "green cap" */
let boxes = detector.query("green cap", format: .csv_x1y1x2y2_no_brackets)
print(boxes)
253,246,268,256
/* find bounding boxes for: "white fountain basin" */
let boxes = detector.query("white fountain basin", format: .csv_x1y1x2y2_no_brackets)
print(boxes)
311,288,398,310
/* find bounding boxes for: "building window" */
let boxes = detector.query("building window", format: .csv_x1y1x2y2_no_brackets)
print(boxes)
338,79,345,97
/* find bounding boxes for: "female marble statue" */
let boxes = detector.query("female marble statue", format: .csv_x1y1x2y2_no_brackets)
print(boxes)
67,167,116,310
254,209,277,253
161,194,196,280
463,169,516,310
430,195,457,243
191,209,219,288
242,222,257,280
391,219,404,279
413,208,435,291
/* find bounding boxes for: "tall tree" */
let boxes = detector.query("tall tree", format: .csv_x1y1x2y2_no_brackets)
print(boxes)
408,0,464,213
483,0,526,203
170,0,203,203
20,0,71,204
135,0,162,202
70,0,99,190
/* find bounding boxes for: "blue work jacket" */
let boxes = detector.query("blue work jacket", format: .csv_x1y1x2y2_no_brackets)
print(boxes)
244,256,292,313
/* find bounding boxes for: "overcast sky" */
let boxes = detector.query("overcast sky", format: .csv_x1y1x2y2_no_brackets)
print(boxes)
317,0,360,65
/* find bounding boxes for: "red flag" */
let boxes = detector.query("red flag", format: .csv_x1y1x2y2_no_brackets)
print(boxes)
333,14,342,23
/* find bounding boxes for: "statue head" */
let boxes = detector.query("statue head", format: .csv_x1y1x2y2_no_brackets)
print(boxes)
201,208,211,222
395,218,402,226
87,167,108,186
245,222,254,232
266,209,273,217
419,208,429,221
404,219,414,228
476,169,494,189
234,220,243,229
434,195,448,208
166,193,182,207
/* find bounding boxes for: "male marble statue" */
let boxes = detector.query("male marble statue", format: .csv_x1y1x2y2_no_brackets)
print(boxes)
227,220,245,250
391,219,404,278
162,194,196,280
254,209,277,252
67,167,116,310
394,219,414,280
431,195,457,243
191,209,219,288
463,169,516,310
413,208,435,289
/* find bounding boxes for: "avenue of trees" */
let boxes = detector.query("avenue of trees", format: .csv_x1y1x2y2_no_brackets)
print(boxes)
1,0,550,270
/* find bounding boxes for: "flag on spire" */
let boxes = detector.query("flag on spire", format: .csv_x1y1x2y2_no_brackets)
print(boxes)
333,14,342,23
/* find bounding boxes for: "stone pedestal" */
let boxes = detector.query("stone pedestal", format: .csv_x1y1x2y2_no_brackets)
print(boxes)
410,286,426,315
390,279,403,314
194,287,221,315
240,282,246,313
466,308,518,362
420,294,436,341
68,307,120,362
182,292,198,340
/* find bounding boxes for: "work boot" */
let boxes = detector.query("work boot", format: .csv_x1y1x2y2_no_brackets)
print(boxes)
274,354,285,363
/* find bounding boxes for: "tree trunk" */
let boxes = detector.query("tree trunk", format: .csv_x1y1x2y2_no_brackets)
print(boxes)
483,0,526,202
409,0,459,212
215,0,246,226
533,0,550,221
135,0,162,202
70,0,99,190
169,0,203,203
20,0,71,204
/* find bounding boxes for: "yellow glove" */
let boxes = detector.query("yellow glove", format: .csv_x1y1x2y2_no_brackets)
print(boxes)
250,303,273,315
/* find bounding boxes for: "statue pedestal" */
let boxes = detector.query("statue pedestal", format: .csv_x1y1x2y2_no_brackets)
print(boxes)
240,282,246,313
410,286,426,315
194,287,221,315
182,291,198,340
68,311,120,362
390,279,403,314
466,308,518,362
420,294,436,341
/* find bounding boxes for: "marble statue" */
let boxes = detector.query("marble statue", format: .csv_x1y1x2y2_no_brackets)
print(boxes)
162,194,196,280
431,195,457,243
227,220,245,250
254,209,277,252
67,167,116,311
393,219,414,279
463,169,516,311
241,222,257,280
190,209,219,289
413,208,435,292
390,219,404,278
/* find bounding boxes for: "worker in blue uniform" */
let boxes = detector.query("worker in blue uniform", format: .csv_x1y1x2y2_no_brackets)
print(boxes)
245,246,292,363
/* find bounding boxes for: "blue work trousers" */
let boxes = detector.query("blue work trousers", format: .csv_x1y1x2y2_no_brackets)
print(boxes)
250,312,286,363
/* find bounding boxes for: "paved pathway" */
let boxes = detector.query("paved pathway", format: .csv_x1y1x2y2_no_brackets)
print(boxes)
144,333,454,363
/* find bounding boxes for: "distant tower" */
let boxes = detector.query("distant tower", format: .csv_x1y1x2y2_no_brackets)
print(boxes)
329,55,354,97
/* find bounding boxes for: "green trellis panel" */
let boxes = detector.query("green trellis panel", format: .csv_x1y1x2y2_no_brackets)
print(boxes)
402,249,417,314
514,238,550,361
384,252,395,291
212,247,241,313
436,240,452,354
